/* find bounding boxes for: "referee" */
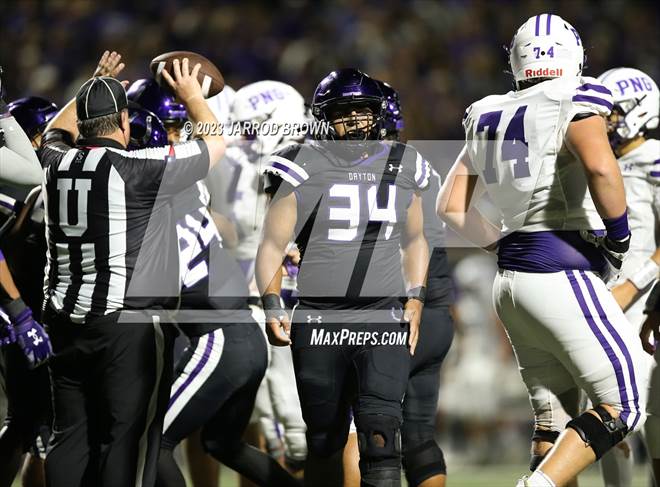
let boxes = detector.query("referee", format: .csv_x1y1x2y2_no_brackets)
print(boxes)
39,51,225,487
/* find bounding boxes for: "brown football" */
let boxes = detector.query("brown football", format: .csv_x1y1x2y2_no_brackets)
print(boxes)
150,51,224,98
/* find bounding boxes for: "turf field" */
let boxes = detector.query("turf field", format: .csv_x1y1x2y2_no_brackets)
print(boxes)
196,462,652,486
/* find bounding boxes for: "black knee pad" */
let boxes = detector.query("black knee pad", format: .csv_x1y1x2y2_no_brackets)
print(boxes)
356,414,401,471
403,441,446,486
566,405,628,460
529,429,560,471
400,423,446,486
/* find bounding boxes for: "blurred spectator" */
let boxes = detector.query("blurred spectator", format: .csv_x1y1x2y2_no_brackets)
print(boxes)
1,0,657,139
438,253,530,464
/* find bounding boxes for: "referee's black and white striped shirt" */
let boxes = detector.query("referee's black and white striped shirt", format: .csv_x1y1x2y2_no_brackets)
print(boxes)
40,129,210,323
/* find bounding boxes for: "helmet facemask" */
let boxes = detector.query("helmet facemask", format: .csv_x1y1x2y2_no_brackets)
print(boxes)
607,95,658,151
316,98,386,142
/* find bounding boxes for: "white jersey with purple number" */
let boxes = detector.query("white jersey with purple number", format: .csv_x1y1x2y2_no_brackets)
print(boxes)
468,77,648,437
463,76,613,233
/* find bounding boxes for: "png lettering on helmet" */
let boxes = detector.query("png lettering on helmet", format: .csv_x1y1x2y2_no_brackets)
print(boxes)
248,88,286,110
616,77,655,96
524,67,563,78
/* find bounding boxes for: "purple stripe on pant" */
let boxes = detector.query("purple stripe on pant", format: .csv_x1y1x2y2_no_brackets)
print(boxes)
168,332,215,408
565,271,632,424
579,271,641,430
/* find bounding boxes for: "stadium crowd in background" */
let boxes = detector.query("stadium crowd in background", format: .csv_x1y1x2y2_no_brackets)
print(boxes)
0,2,659,487
1,0,658,139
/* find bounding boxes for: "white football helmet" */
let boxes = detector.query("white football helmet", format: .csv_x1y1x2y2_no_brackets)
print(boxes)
231,80,310,157
598,67,659,142
509,14,584,88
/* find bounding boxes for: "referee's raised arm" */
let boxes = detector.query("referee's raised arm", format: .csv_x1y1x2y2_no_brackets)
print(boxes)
42,52,225,172
160,57,226,168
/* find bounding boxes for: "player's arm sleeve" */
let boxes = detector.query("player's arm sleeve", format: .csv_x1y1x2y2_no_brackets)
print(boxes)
263,147,308,200
399,143,431,192
0,115,42,186
570,78,614,120
413,151,432,191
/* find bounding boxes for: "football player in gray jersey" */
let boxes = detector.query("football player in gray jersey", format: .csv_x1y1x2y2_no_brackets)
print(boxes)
257,68,430,487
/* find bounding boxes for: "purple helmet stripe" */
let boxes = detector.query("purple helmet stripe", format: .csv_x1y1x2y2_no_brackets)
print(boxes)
546,14,552,34
168,332,215,409
577,83,612,95
572,94,613,111
579,271,642,430
535,14,541,36
270,161,306,184
566,271,632,424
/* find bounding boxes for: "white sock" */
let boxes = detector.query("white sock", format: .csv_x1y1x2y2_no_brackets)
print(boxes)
600,441,633,487
527,470,556,487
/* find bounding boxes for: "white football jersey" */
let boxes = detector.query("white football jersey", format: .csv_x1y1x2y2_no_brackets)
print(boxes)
617,138,660,184
463,76,613,233
206,85,236,125
205,145,267,262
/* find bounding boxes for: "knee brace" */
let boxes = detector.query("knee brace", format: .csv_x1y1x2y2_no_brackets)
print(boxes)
401,423,446,486
566,405,628,460
529,429,560,472
356,414,402,486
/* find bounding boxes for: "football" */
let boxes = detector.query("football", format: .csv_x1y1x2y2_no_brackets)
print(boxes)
150,50,224,98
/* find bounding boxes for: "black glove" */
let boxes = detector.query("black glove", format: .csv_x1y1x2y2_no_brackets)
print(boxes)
580,230,630,282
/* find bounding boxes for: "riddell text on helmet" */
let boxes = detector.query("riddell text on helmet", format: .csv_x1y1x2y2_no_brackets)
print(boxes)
525,67,563,77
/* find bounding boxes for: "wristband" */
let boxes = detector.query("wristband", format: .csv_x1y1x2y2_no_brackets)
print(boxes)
406,286,427,304
4,297,29,322
629,259,660,291
262,293,284,311
0,249,4,261
603,212,629,241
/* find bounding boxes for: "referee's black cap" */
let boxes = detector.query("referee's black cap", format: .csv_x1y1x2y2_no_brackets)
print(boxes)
76,77,128,121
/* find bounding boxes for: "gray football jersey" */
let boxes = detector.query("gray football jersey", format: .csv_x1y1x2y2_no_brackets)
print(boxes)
264,140,430,301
